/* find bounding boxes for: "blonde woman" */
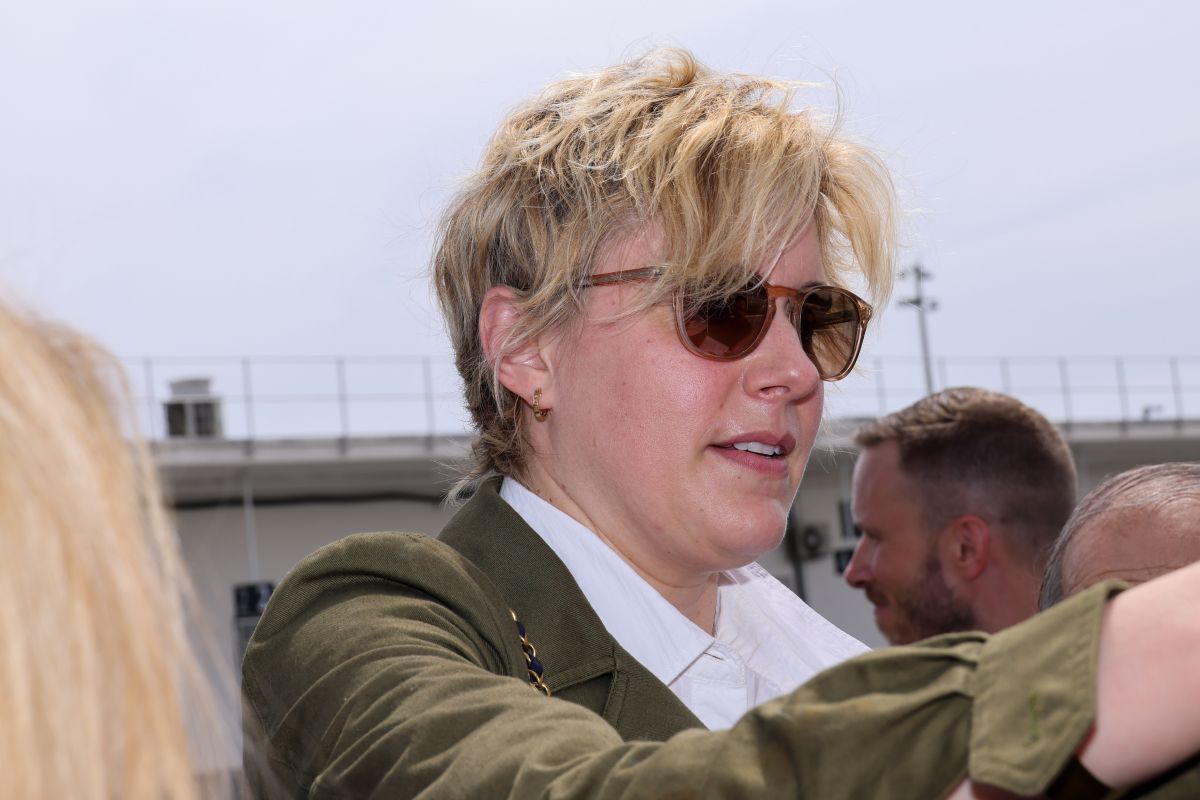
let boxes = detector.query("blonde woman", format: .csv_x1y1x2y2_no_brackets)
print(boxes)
245,50,1200,797
0,301,223,799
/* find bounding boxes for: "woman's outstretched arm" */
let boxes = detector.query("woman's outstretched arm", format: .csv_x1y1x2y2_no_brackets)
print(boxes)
1081,557,1200,786
949,558,1200,798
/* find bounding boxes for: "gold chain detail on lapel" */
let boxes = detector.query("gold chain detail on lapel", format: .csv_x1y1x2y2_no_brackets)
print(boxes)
509,608,551,696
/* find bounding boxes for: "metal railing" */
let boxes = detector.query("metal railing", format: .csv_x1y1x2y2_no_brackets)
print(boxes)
126,355,466,441
125,353,1200,442
831,355,1200,426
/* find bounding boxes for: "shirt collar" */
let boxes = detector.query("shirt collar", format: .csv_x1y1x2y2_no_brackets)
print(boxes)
499,477,869,693
715,562,869,689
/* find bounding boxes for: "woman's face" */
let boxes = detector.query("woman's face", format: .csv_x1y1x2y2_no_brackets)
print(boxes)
529,223,826,586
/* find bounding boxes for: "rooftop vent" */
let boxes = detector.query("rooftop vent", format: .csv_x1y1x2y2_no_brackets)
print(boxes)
164,377,224,439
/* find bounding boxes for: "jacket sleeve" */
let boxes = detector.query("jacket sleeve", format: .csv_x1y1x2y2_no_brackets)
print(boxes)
242,531,1120,800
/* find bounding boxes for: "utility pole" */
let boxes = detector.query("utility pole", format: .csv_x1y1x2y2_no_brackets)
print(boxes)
899,263,937,395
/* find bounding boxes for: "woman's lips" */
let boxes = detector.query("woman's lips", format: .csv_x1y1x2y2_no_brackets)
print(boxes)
709,444,790,476
712,431,797,455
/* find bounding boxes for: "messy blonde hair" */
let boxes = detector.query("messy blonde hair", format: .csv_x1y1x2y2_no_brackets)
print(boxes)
435,48,897,497
0,301,220,798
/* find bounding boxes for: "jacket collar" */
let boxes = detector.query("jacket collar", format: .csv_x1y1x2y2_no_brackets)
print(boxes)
438,477,702,737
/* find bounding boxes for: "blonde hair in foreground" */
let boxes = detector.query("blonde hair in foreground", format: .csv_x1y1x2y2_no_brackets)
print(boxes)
434,48,898,498
0,302,218,799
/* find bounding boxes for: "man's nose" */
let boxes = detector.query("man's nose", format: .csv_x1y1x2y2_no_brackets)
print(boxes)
843,538,872,588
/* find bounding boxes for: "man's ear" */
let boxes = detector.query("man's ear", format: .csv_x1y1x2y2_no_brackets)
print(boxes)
942,515,991,583
478,285,553,409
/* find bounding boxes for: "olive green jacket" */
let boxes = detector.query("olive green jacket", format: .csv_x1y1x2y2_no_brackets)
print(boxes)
243,480,1197,799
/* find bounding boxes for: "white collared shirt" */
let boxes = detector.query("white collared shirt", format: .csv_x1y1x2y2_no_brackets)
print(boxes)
499,478,868,730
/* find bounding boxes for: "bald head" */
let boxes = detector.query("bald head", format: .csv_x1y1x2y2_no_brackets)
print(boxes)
1040,463,1200,608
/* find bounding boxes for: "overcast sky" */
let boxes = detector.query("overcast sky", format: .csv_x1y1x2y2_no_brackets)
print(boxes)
2,1,1197,430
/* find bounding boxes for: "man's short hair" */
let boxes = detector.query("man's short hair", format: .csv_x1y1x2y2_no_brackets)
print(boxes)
1039,461,1200,609
855,387,1077,567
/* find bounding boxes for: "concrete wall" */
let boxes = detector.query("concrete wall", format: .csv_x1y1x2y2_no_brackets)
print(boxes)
177,497,457,771
793,451,889,648
178,497,457,673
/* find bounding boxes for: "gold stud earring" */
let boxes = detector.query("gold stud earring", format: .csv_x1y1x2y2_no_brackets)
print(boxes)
532,388,550,422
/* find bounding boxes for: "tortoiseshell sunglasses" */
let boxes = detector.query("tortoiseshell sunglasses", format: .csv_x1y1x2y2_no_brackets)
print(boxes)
580,267,872,381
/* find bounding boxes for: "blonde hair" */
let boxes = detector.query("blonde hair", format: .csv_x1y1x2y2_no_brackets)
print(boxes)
0,301,219,798
434,48,897,497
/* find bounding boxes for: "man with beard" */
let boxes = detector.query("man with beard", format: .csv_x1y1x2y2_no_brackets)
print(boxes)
843,387,1077,644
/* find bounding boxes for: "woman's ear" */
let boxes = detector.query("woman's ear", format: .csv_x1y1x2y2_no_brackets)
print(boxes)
479,286,553,408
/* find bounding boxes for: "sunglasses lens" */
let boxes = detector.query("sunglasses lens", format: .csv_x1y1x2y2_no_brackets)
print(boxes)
798,287,863,379
678,281,866,377
682,282,770,358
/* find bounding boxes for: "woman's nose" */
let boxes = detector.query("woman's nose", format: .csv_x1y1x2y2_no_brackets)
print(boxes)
742,299,822,400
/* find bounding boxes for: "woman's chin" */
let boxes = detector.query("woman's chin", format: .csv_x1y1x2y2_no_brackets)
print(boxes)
704,512,789,567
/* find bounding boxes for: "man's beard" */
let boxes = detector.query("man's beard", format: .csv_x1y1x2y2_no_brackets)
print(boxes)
886,549,977,645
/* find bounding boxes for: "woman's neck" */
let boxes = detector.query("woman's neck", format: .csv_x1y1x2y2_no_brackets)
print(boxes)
515,470,722,635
